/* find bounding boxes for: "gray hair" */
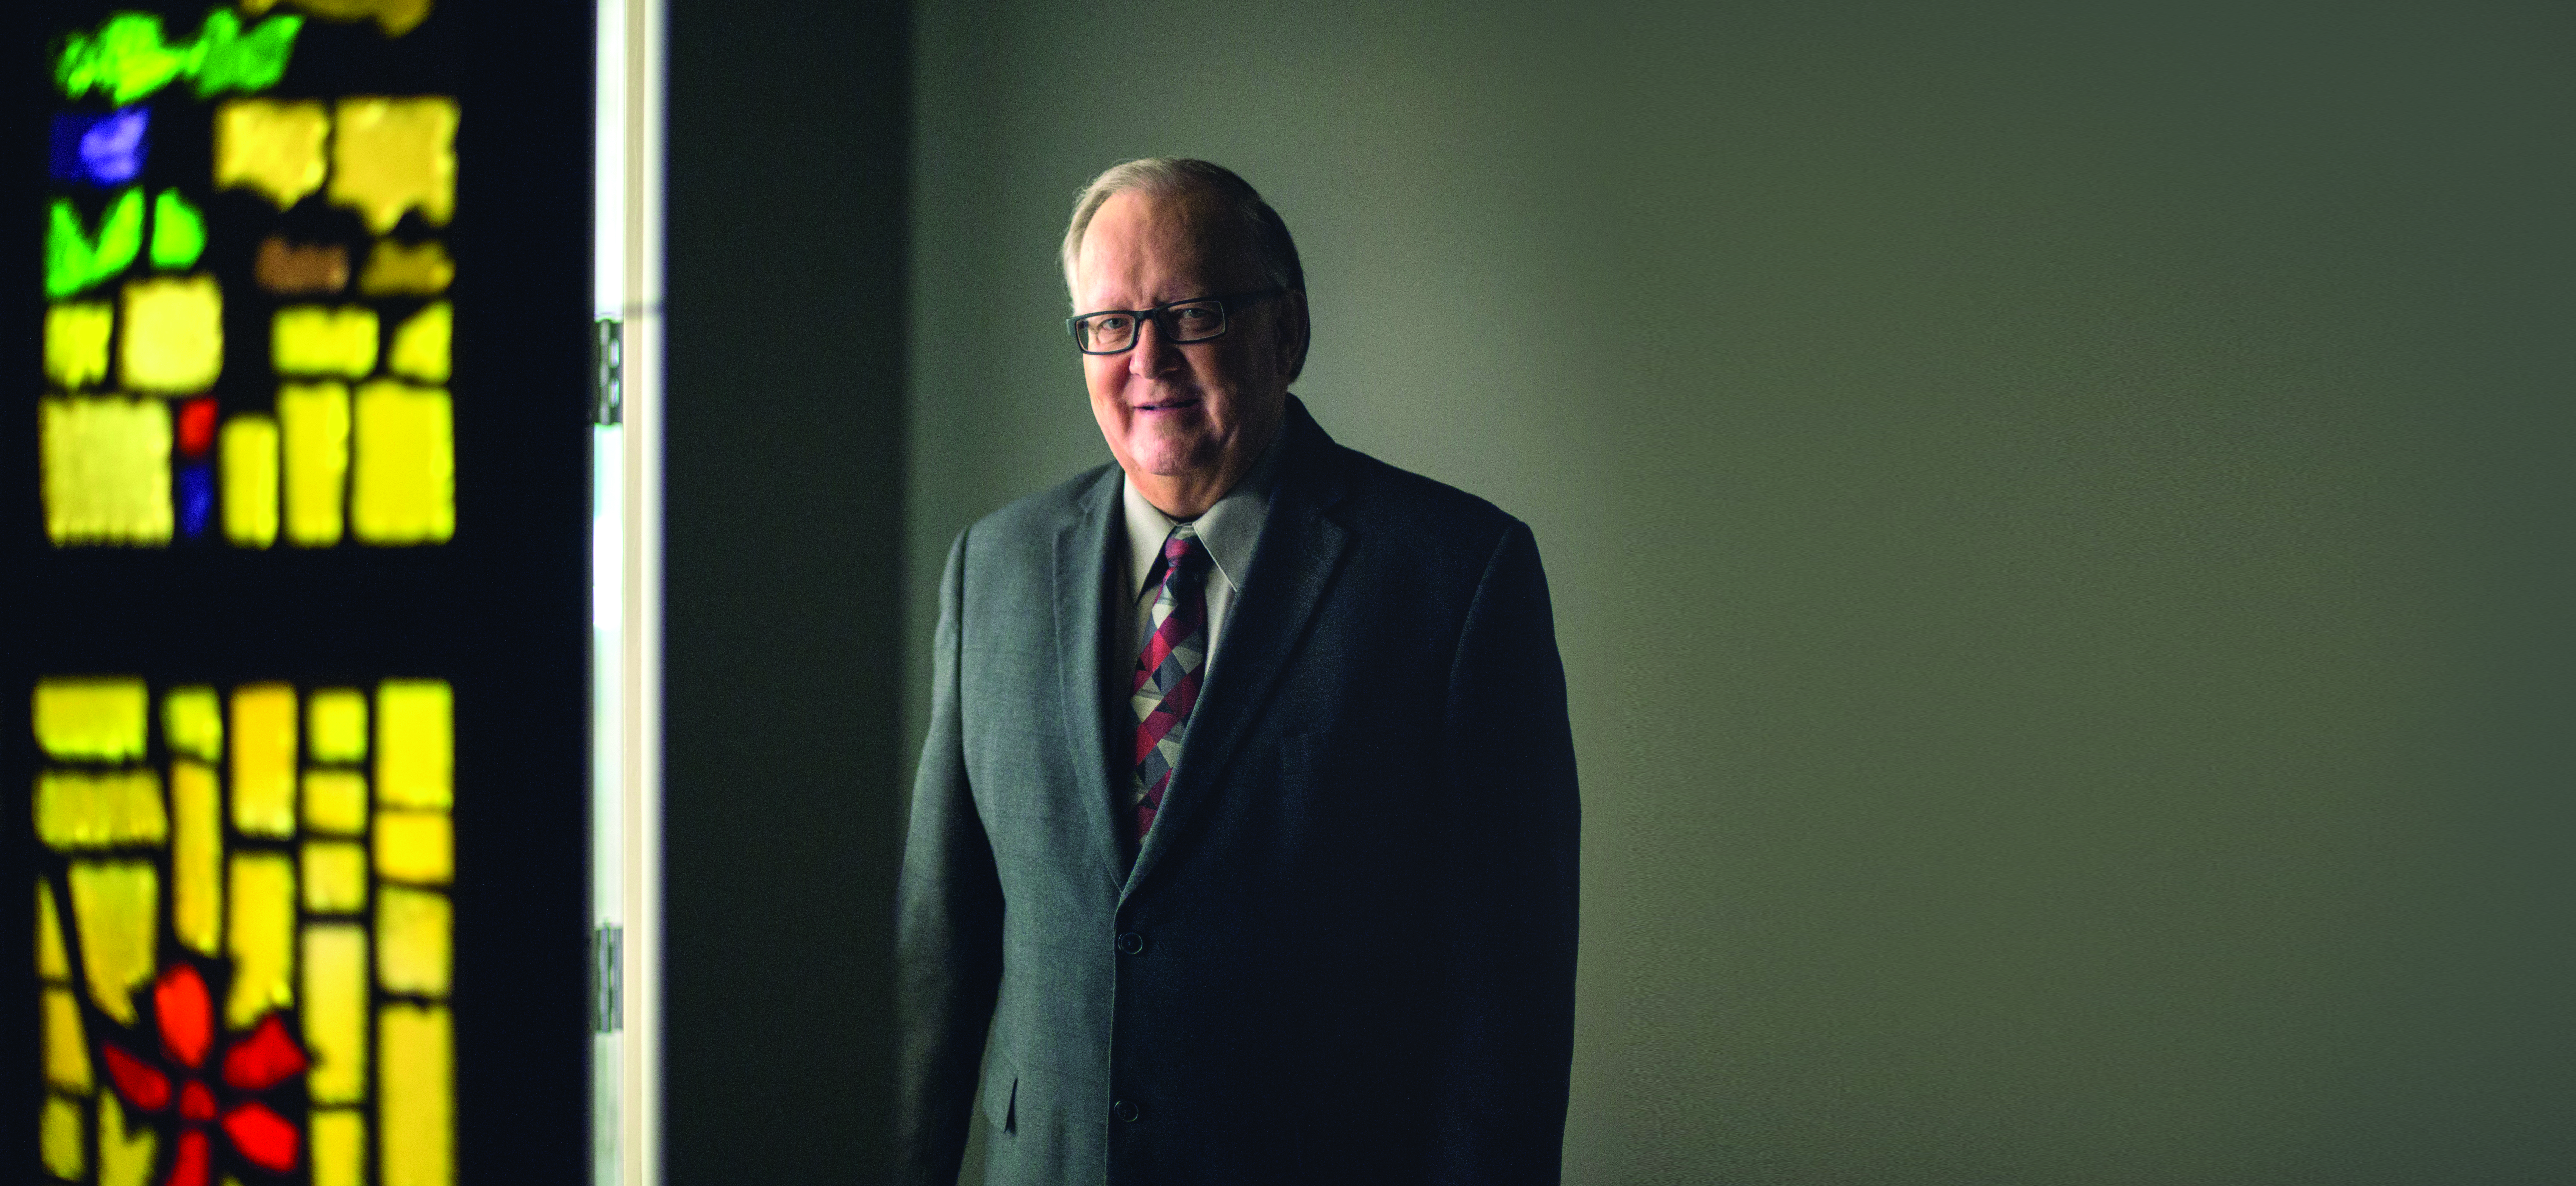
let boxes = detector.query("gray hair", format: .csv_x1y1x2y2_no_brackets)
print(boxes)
1060,158,1307,303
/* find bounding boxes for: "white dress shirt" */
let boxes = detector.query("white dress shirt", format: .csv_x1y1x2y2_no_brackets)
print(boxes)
1119,432,1282,681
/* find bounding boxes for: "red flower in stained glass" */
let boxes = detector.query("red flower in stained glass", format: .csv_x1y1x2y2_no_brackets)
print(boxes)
153,965,213,1067
101,1044,171,1110
223,1014,309,1088
99,962,310,1184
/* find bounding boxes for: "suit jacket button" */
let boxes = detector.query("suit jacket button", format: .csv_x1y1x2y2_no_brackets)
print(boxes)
1115,932,1145,955
1113,1099,1142,1123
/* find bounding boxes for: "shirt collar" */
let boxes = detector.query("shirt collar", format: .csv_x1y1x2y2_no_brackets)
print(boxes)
1122,428,1283,601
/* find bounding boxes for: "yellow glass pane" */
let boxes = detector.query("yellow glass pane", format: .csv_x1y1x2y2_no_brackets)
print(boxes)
34,770,167,851
172,760,222,955
304,770,369,835
164,686,224,761
43,985,93,1093
302,841,367,912
97,1093,154,1186
380,1003,453,1186
67,861,156,1025
37,881,71,981
45,302,113,390
220,414,280,549
273,306,378,377
376,886,451,996
388,301,450,383
225,852,294,1028
373,812,452,885
280,381,351,546
312,1107,366,1186
243,0,434,37
40,395,172,546
118,275,223,393
303,924,368,1105
32,677,146,761
330,97,458,235
376,680,452,809
42,1094,84,1179
308,687,369,761
358,238,453,295
350,381,453,545
230,684,296,836
214,99,328,209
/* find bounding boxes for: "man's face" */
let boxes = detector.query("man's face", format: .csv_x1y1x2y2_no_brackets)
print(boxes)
1072,189,1298,493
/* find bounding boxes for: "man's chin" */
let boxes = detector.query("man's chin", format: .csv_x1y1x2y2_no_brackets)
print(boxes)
1127,434,1222,479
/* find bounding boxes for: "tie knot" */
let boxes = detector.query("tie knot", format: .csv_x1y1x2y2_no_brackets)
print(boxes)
1161,525,1209,572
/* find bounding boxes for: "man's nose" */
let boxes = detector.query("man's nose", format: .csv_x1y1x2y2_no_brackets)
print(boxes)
1128,315,1179,376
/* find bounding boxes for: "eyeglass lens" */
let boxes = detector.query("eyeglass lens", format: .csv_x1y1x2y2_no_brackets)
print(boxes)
1076,301,1226,352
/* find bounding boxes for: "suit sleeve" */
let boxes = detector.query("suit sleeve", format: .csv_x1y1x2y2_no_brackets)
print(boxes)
894,528,1005,1186
1433,520,1581,1184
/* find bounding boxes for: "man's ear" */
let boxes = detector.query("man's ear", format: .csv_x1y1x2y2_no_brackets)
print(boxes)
1275,290,1311,382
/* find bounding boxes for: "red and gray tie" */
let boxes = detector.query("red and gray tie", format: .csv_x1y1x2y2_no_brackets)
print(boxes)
1131,525,1211,840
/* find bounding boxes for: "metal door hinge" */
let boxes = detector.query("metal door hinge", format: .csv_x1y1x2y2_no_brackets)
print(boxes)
589,924,623,1032
592,319,623,425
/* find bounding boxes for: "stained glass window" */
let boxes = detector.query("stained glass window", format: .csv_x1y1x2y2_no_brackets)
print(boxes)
40,4,460,550
33,677,456,1186
26,2,615,1182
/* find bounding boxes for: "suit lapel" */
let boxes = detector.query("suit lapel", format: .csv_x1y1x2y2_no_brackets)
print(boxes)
1054,467,1130,891
1125,401,1351,898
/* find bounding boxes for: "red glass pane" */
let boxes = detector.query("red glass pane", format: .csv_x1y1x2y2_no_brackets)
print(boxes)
171,1129,211,1186
100,1043,171,1110
220,1013,309,1089
180,1079,216,1121
154,963,215,1068
221,1101,301,1171
175,397,218,458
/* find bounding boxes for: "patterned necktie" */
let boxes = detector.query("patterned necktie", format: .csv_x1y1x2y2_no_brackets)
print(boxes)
1131,524,1212,840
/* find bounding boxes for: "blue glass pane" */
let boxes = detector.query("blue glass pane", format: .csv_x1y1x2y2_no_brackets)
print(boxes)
176,463,214,539
49,107,149,186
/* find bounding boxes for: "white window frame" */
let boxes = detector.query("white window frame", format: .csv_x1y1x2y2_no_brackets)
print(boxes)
594,1,664,1183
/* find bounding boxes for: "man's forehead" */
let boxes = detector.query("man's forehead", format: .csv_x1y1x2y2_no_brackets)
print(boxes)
1077,188,1260,296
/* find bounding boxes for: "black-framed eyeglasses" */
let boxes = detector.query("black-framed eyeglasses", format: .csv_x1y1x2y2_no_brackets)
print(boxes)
1066,288,1284,354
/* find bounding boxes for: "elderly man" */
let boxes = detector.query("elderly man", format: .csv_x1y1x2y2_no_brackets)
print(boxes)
896,158,1579,1186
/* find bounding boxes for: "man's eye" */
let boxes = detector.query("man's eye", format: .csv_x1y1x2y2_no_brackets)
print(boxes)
1172,307,1219,327
1093,316,1132,333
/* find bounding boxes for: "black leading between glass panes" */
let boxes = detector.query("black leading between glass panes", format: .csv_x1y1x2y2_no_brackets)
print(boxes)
1067,288,1284,354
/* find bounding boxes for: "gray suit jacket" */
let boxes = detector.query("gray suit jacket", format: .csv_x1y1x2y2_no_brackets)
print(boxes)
896,398,1579,1185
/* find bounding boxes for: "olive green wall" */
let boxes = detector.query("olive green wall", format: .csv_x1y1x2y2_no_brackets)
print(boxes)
907,2,2573,1181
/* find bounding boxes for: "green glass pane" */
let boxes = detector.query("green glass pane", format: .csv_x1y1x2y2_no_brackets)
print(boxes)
47,191,145,299
56,11,304,105
191,10,305,98
150,190,207,270
54,15,189,105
